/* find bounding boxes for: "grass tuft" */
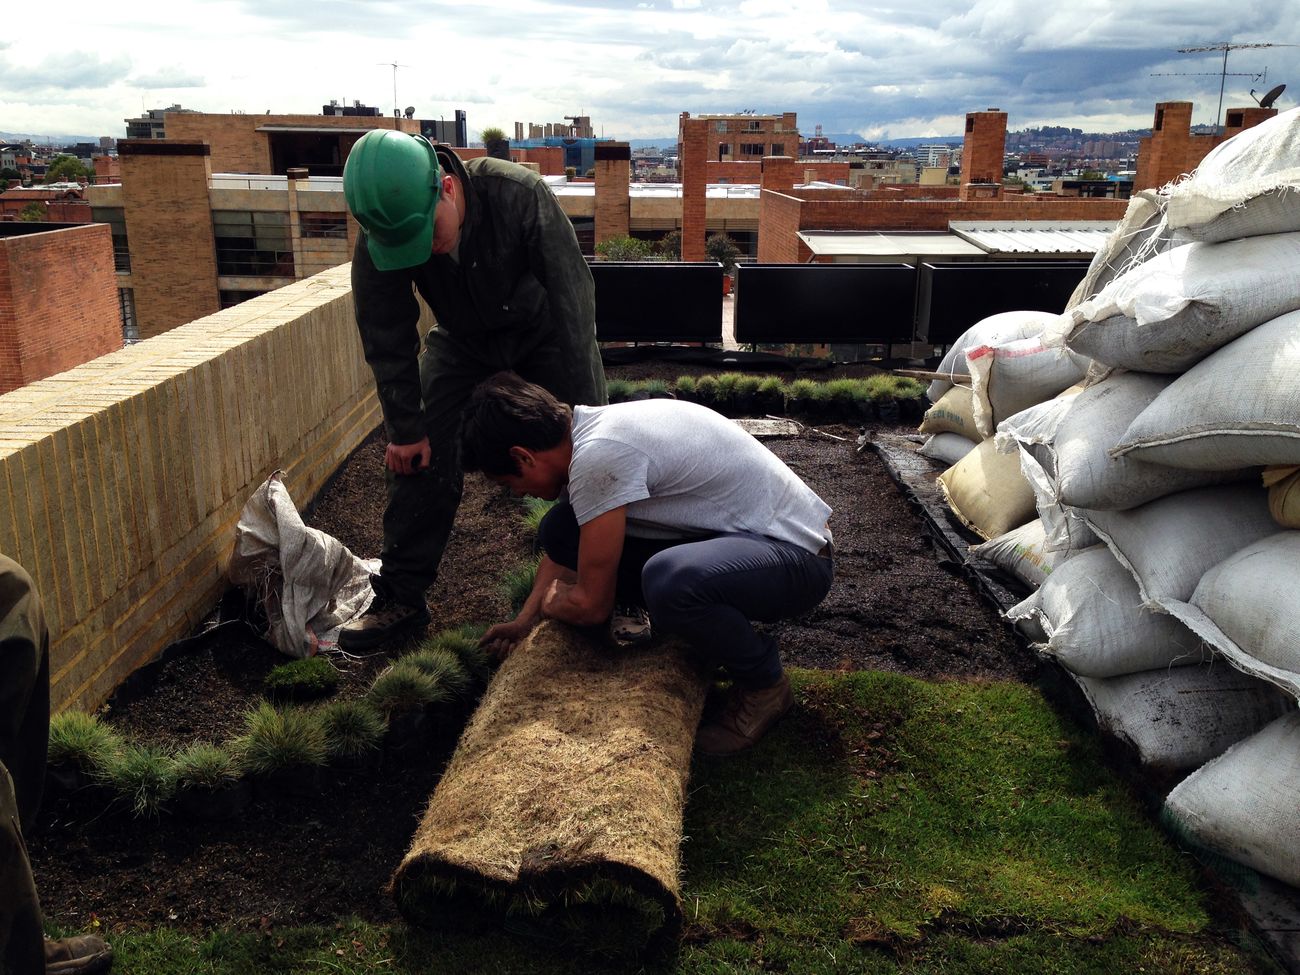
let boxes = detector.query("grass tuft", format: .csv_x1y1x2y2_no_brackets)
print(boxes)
519,496,555,536
398,647,473,700
47,711,123,772
424,626,493,685
262,656,340,702
101,743,176,818
605,379,634,403
236,702,327,774
172,742,242,791
366,663,453,714
500,556,540,615
318,699,386,762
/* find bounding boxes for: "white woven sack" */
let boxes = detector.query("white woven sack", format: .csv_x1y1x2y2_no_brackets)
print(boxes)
1062,233,1300,373
1025,372,1247,510
918,385,980,440
1113,309,1300,471
1007,546,1207,678
1164,106,1300,235
968,519,1075,590
1182,188,1300,244
918,432,978,467
1084,483,1278,608
937,437,1037,541
1164,711,1300,888
1163,531,1300,701
967,334,1088,439
1066,191,1187,309
926,310,1058,402
1076,665,1292,775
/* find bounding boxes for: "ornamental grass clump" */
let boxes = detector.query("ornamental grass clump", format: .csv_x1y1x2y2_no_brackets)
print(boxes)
263,655,340,702
425,625,493,685
520,497,555,538
756,375,787,413
693,374,720,407
605,379,634,403
47,711,123,775
367,662,453,715
318,699,386,763
673,375,697,401
101,743,176,818
399,647,473,701
500,557,539,615
237,701,327,776
786,378,819,416
172,742,242,791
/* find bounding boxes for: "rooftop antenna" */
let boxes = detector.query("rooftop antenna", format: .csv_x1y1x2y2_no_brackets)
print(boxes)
1252,82,1288,108
1172,42,1297,131
378,62,409,122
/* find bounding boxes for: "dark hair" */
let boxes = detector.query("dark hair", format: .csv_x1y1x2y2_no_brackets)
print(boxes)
460,372,573,476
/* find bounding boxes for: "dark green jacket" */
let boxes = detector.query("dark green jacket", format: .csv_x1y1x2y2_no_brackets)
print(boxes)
351,147,598,444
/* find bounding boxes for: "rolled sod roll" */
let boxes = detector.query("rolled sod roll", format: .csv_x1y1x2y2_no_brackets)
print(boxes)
391,620,709,956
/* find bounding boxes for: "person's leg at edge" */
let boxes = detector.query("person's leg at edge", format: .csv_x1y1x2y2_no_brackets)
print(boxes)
340,332,489,651
641,534,834,755
0,555,113,973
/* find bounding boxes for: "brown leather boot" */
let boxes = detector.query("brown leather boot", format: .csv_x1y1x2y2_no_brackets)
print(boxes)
695,673,794,756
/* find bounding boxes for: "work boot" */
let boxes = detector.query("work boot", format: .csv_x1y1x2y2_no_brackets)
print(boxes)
695,673,794,757
338,590,430,651
610,603,652,646
44,934,113,974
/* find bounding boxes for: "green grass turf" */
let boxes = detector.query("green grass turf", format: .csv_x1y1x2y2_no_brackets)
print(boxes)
68,669,1282,974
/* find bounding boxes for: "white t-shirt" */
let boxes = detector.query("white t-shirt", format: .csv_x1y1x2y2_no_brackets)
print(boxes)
563,400,832,556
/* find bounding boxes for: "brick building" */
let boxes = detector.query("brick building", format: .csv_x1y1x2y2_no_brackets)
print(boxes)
1134,101,1277,191
679,111,801,164
0,187,91,223
0,223,121,392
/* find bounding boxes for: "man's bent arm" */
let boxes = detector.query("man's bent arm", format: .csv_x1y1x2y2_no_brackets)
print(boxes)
541,506,625,626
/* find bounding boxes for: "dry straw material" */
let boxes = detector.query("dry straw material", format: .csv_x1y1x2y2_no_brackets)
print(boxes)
391,621,709,955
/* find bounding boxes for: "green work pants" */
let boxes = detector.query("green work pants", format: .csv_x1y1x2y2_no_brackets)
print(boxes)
376,326,606,607
0,555,50,975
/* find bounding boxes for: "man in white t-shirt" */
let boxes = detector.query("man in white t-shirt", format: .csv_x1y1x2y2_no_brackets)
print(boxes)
460,372,835,756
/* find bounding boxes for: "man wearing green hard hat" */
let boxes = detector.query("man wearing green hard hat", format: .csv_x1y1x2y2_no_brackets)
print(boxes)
341,129,606,650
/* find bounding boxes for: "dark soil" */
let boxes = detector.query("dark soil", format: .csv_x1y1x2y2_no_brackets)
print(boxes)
28,358,1032,935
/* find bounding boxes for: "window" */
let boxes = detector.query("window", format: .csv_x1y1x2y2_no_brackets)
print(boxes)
212,210,294,277
718,143,731,159
219,290,266,309
91,207,130,272
118,288,138,344
746,120,762,131
300,212,348,239
770,143,785,156
715,121,728,133
740,142,765,156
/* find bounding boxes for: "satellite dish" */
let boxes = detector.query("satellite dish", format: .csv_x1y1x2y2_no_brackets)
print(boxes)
1259,83,1286,108
404,106,415,119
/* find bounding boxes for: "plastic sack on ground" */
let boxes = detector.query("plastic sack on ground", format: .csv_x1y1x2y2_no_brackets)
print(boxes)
936,437,1037,541
1083,483,1278,608
968,519,1075,590
967,333,1088,439
1164,711,1300,889
926,310,1059,402
918,432,978,467
1006,546,1207,678
1163,531,1300,701
228,472,377,658
1077,665,1292,776
1062,233,1300,373
918,385,980,441
1113,309,1300,471
1164,106,1300,241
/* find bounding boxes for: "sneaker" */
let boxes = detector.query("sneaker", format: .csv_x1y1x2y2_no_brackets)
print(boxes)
45,934,113,974
695,673,794,757
338,591,430,651
610,603,652,645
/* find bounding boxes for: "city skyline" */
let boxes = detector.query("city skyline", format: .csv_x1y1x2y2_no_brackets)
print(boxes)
1,1,1295,144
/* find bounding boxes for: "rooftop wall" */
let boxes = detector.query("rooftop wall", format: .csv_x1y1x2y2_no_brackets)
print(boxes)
0,265,412,713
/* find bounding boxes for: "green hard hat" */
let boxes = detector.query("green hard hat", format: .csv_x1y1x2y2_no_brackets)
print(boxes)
343,130,442,271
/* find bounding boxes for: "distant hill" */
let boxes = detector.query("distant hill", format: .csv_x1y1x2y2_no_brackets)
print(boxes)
875,135,964,149
0,131,104,146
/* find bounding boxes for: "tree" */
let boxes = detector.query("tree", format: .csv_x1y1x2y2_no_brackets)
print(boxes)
594,235,658,262
0,167,19,182
656,229,682,261
705,232,741,275
44,155,90,184
19,202,45,221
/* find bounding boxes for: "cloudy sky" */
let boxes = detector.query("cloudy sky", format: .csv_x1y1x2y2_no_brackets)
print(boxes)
1,0,1295,144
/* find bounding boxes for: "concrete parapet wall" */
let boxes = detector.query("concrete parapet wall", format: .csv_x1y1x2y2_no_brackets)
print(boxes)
0,265,393,713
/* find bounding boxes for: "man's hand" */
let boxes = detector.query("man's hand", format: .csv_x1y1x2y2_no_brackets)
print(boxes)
386,436,431,475
479,618,535,661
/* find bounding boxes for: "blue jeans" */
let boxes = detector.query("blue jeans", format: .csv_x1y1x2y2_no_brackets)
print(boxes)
537,504,833,689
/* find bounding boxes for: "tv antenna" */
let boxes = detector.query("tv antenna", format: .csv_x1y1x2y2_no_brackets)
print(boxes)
1171,42,1297,131
378,62,410,121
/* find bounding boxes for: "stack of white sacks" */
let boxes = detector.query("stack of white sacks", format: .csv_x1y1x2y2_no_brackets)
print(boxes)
919,108,1300,891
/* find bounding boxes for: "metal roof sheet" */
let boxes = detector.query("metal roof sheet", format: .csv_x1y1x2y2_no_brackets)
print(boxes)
798,231,985,258
949,220,1115,255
